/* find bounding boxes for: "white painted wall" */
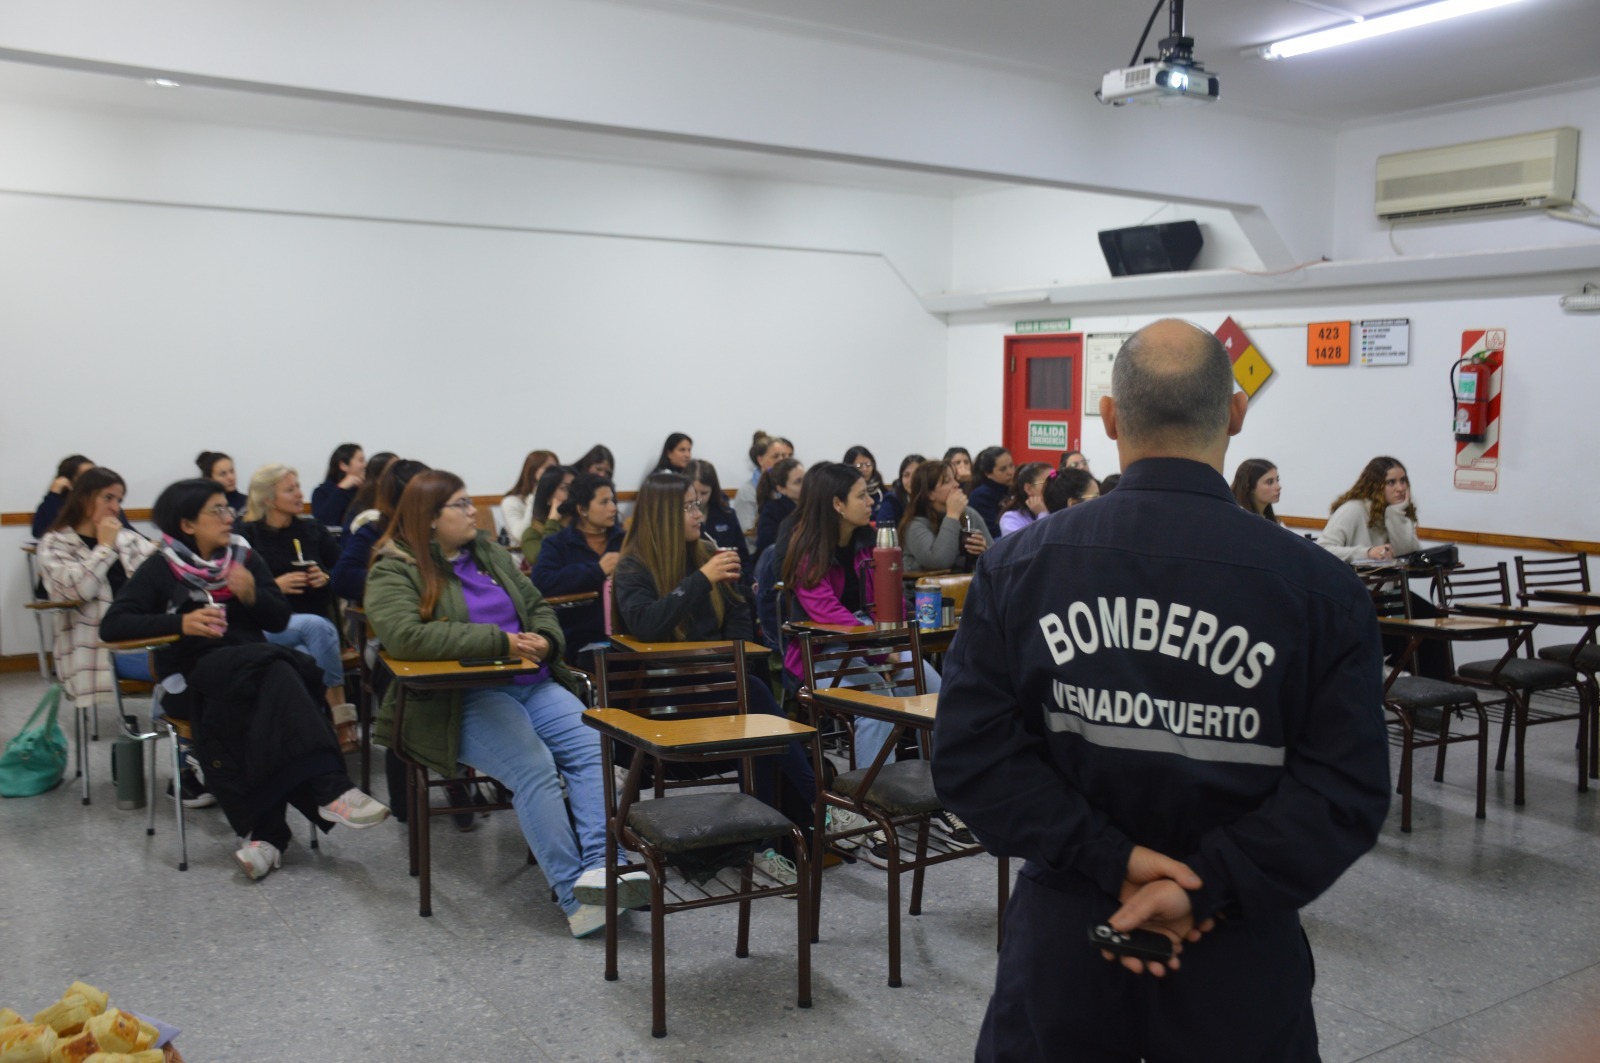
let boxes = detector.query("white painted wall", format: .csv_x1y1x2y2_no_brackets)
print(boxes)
1332,79,1600,261
0,0,1339,262
0,100,951,653
949,185,1263,295
948,294,1599,541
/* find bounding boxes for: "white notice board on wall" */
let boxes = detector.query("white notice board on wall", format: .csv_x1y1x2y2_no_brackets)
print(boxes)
1084,332,1130,416
1358,318,1410,366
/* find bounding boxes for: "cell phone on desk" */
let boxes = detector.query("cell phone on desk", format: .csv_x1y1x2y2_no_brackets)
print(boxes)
457,656,521,668
1088,923,1174,963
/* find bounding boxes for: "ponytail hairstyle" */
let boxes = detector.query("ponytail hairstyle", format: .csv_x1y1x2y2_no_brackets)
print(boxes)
1230,458,1281,524
1001,462,1052,514
323,443,362,485
621,472,735,636
50,467,127,534
973,446,1010,487
898,460,954,542
1043,468,1097,513
757,458,802,510
748,430,774,468
194,451,230,479
372,469,466,621
782,462,866,590
373,458,431,531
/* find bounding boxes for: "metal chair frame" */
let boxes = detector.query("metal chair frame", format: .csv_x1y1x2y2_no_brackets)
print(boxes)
794,624,1009,988
588,641,822,1038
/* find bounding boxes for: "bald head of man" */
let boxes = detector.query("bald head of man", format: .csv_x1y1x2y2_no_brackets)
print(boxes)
1100,318,1249,471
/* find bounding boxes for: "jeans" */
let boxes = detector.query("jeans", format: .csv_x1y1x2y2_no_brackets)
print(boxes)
457,679,607,916
265,612,344,688
814,654,942,768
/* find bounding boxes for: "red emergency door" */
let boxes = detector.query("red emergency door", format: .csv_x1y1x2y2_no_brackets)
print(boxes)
1002,333,1083,466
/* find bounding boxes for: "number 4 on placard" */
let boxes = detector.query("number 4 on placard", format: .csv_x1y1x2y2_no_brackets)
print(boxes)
1306,321,1351,366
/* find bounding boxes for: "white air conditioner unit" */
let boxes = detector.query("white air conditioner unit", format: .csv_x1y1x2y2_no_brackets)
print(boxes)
1375,127,1577,222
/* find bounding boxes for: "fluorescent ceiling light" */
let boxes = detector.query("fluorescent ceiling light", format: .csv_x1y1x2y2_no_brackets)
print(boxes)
1250,0,1526,60
144,77,181,88
982,291,1051,307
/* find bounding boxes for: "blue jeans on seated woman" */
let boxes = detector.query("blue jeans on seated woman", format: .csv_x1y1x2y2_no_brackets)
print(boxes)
264,612,344,688
457,677,606,917
814,655,942,769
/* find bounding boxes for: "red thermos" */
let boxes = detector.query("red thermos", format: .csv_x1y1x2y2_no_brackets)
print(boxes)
873,526,905,629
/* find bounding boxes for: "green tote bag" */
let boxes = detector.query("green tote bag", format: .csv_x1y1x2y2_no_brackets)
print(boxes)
0,684,69,797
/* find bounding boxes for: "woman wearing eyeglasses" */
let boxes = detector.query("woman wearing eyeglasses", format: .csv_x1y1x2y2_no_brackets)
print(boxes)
530,473,624,664
1319,457,1420,563
842,446,884,509
103,478,388,881
365,471,640,937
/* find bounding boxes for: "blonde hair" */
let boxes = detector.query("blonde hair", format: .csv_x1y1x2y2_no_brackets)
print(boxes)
243,463,297,522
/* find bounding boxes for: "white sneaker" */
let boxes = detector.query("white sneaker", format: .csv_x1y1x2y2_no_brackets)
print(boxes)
826,806,871,849
567,903,607,939
235,839,282,881
753,848,798,889
319,788,391,829
573,866,651,910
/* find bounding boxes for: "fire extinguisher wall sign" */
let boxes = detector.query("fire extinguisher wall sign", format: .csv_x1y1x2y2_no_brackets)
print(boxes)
1453,329,1504,492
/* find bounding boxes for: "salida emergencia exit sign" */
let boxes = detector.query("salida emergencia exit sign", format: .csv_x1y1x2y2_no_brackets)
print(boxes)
1028,421,1069,450
1014,318,1073,334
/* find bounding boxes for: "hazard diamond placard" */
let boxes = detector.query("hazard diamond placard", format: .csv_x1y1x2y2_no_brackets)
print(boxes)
1215,316,1273,398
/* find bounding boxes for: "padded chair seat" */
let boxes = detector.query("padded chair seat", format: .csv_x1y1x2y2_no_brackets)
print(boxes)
833,760,940,817
1386,676,1480,710
1387,677,1478,734
1458,657,1576,690
626,792,794,854
1539,644,1600,672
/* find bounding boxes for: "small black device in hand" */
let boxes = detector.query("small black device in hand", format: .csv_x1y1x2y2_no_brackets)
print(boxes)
457,656,521,668
1088,923,1174,962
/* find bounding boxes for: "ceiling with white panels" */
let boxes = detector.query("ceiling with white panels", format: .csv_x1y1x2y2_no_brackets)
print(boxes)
616,0,1600,122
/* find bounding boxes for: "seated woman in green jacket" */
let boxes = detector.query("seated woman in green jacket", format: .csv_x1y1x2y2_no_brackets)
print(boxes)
365,470,644,938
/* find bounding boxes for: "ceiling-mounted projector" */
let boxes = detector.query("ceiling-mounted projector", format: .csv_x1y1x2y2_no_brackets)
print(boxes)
1098,0,1219,106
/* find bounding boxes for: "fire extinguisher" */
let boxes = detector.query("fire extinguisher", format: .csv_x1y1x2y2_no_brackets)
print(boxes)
1450,356,1491,443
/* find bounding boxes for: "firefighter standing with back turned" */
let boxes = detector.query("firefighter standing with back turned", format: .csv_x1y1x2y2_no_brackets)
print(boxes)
934,319,1391,1063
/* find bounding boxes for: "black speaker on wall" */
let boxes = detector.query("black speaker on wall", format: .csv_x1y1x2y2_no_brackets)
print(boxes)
1098,221,1204,277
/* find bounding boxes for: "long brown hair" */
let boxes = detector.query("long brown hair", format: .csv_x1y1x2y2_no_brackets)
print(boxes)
1330,456,1415,529
50,467,127,534
620,472,733,636
898,460,952,541
372,469,466,620
506,449,558,498
782,462,866,590
757,458,801,510
1231,458,1280,524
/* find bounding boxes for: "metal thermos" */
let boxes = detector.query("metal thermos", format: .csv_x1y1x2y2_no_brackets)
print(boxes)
111,734,146,810
872,526,904,629
959,510,979,572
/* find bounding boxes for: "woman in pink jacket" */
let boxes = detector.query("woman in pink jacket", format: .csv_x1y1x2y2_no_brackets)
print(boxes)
778,462,941,771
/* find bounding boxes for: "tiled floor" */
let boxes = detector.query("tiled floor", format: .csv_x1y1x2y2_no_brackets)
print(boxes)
1,673,1596,1061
